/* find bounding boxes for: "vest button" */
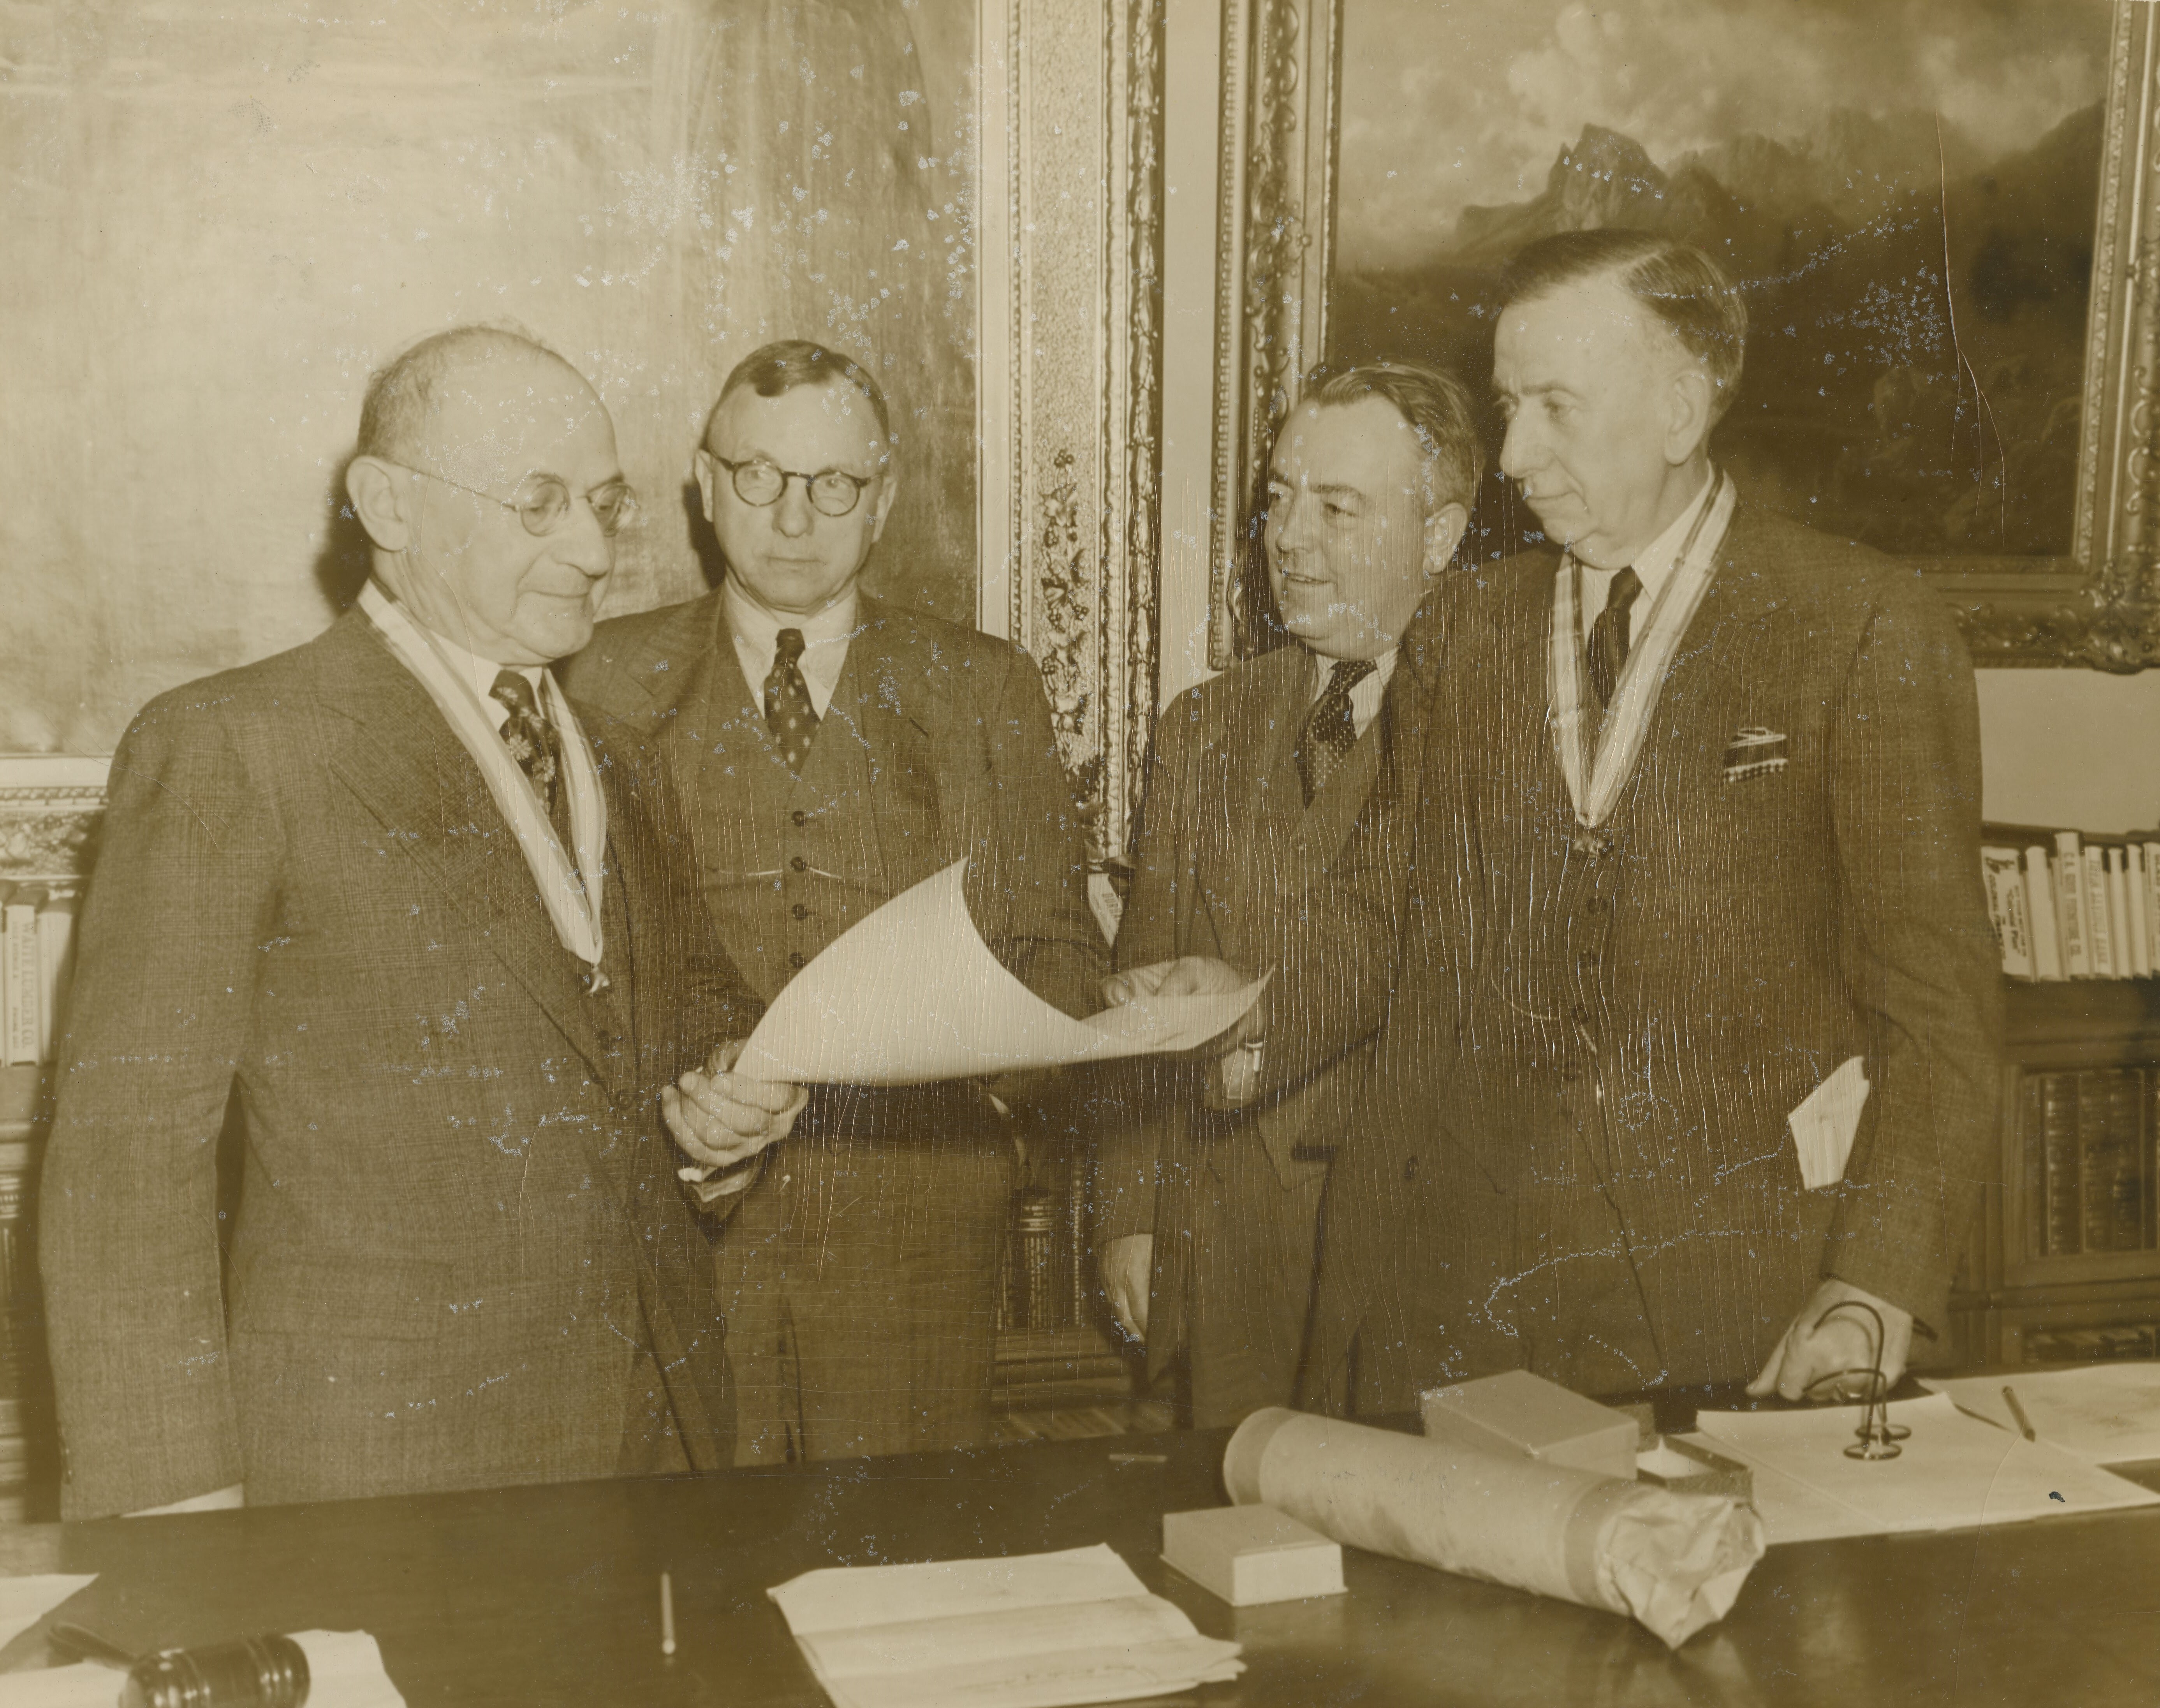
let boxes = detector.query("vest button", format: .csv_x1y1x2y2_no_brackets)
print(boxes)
791,903,809,921
790,856,806,873
787,951,807,970
790,810,807,827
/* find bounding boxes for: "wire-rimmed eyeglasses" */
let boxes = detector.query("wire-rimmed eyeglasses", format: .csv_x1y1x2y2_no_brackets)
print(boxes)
392,463,640,537
705,451,877,518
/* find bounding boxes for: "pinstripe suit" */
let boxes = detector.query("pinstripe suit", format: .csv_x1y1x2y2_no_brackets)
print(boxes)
1275,500,2002,1397
41,611,756,1518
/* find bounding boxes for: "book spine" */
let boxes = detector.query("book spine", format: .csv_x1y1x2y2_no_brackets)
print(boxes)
2041,1071,2080,1256
2146,843,2160,974
0,898,37,1069
2056,831,2090,977
2102,1069,2145,1251
2022,1072,2046,1260
1980,847,2034,978
2024,847,2065,980
2107,847,2135,979
2079,1070,2114,1252
2084,847,2116,978
2131,847,2155,979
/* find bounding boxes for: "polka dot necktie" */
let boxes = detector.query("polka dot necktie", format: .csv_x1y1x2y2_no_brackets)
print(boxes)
1294,658,1375,807
764,627,820,773
489,668,563,821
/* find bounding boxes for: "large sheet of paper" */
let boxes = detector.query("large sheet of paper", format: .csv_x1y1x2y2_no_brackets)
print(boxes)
732,860,1266,1085
1924,1362,2160,1464
0,1578,94,1656
1689,1393,2160,1544
766,1544,1243,1708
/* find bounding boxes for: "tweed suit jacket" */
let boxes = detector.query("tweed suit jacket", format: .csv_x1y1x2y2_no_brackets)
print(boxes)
1283,499,2003,1394
563,587,1104,1020
41,609,759,1518
1093,614,1433,1380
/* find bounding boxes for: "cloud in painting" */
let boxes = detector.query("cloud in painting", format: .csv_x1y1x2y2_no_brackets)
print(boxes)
1339,0,2112,269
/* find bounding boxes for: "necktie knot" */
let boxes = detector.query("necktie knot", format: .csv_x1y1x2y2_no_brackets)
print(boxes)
1586,567,1645,712
489,668,563,814
1606,567,1644,620
1295,657,1377,807
764,630,820,773
775,627,808,666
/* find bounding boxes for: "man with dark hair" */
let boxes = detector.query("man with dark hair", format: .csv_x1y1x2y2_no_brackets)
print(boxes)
1123,232,2000,1407
1091,361,1506,1424
41,325,799,1517
564,338,1104,1463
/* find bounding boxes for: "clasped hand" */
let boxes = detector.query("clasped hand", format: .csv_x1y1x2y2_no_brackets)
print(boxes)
660,1039,808,1170
1747,1277,1914,1402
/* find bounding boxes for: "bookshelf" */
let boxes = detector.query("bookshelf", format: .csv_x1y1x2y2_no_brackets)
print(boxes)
0,754,107,1521
1953,977,2160,1365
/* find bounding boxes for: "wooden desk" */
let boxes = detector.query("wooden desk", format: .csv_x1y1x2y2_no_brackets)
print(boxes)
0,1426,2156,1707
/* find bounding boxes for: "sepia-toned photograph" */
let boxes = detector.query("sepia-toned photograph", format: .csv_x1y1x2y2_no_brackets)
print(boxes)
4,0,2160,1702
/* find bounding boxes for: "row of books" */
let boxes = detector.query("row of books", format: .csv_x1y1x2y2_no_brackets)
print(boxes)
1981,829,2160,981
0,884,77,1068
2021,1067,2155,1259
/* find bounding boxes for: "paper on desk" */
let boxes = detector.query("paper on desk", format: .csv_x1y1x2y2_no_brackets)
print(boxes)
728,860,1266,1086
1690,1393,2160,1544
0,1631,403,1708
0,1579,94,1656
1786,1055,1868,1189
767,1544,1243,1708
1924,1363,2160,1464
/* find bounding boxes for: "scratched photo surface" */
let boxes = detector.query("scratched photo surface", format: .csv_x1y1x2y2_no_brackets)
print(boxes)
1333,0,2113,563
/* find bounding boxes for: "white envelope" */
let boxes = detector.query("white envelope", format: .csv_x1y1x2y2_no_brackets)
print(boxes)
1787,1055,1870,1190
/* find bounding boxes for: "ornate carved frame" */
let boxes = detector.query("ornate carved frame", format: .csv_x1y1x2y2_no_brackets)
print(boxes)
975,0,1165,864
1192,0,2160,671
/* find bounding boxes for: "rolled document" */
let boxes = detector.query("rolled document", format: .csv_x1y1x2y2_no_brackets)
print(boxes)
1223,1409,1765,1649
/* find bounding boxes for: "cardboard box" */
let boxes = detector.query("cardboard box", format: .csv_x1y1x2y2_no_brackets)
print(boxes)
1635,1435,1753,1502
1162,1505,1346,1606
1419,1369,1639,1481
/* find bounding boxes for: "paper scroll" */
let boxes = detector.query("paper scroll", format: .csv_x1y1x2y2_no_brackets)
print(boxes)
1222,1409,1765,1649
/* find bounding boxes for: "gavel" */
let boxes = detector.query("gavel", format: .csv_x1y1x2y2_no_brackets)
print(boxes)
51,1624,310,1708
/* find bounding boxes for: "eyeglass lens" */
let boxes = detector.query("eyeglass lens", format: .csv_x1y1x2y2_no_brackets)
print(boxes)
728,459,865,518
515,478,637,538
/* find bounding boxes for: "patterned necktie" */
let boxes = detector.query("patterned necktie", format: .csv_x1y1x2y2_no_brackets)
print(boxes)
1586,567,1645,711
764,627,820,773
1294,658,1376,807
490,669,562,810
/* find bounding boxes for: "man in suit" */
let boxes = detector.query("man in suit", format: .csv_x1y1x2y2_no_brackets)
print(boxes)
1093,362,1512,1425
1127,232,2001,1405
40,326,801,1519
564,340,1104,1463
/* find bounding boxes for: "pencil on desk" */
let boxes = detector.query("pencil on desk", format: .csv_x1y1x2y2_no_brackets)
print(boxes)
2002,1385,2038,1442
660,1571,676,1657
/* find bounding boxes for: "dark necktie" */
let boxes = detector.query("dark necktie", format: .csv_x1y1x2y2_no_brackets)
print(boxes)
1586,567,1644,711
764,628,820,773
490,669,562,810
1294,658,1376,807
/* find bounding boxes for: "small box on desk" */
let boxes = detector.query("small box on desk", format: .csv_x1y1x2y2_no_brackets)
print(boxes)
1162,1505,1345,1606
1420,1369,1639,1481
1635,1435,1752,1502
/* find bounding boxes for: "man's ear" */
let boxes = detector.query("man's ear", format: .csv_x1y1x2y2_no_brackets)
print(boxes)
868,463,900,544
692,447,721,524
1422,500,1470,577
345,457,413,553
1665,362,1717,467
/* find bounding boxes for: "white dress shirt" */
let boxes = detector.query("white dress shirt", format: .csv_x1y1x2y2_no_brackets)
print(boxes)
725,579,860,716
1308,646,1398,739
1576,467,1717,643
417,626,548,738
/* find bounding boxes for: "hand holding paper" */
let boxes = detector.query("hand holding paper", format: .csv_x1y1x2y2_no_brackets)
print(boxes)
662,1039,809,1169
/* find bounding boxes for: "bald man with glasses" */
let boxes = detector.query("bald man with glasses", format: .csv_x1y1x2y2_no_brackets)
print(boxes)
565,339,1104,1465
40,326,797,1518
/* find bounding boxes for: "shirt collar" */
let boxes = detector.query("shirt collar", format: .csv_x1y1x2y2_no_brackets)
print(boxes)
723,577,861,657
1309,644,1398,699
361,582,544,717
1593,465,1716,605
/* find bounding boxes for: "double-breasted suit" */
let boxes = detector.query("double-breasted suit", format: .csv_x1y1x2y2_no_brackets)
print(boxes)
565,588,1104,1461
40,609,757,1518
1278,500,2003,1397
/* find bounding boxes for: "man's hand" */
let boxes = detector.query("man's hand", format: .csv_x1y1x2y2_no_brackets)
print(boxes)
1101,1234,1153,1343
127,1482,245,1518
661,1039,809,1171
1102,958,1266,1056
1747,1278,1914,1402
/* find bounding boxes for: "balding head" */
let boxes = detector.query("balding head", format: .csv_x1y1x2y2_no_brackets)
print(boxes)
345,326,627,665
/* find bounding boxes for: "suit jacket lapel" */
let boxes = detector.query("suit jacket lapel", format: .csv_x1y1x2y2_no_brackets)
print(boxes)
318,614,609,1079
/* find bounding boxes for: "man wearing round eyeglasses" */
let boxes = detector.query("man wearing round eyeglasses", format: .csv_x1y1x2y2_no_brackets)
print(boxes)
40,325,802,1518
567,339,1105,1466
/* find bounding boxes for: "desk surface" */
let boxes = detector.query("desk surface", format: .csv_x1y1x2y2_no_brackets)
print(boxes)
0,1426,2156,1708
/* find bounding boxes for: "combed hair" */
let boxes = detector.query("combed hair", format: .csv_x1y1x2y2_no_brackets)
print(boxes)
704,339,892,449
1498,231,1747,423
356,324,570,463
1299,360,1484,509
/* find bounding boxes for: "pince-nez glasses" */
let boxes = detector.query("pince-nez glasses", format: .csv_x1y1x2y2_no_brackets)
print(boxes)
706,452,877,519
392,463,640,537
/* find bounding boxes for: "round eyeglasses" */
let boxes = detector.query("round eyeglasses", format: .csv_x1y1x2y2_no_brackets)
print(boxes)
707,452,877,519
394,464,639,537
